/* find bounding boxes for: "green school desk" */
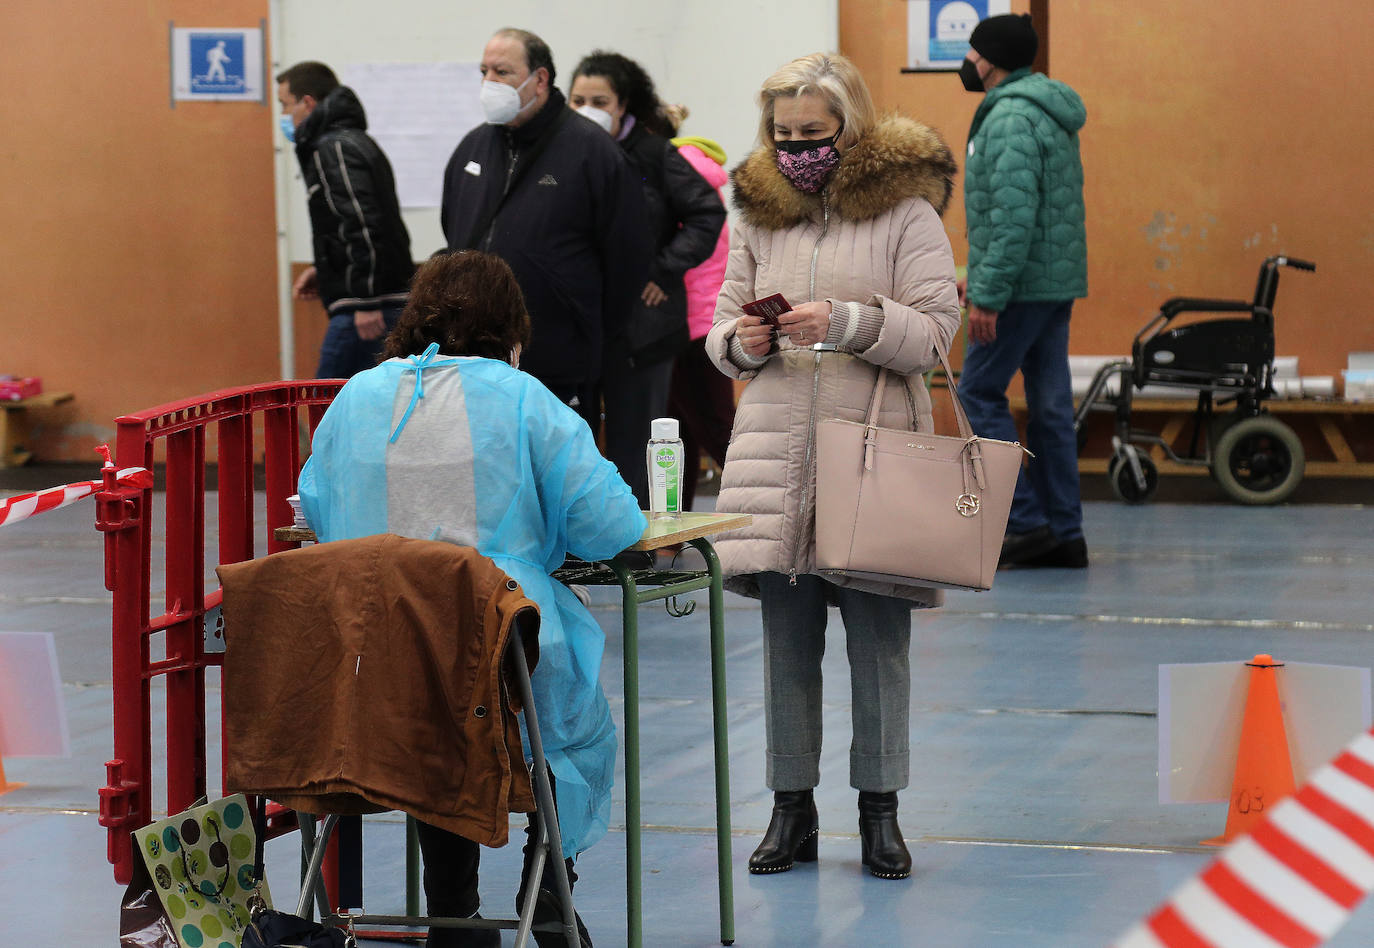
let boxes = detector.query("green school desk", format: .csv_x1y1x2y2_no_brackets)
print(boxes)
275,510,749,947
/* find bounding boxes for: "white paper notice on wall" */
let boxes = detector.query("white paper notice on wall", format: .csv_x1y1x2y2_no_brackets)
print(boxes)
342,62,484,209
0,632,70,758
170,27,265,102
1158,660,1372,804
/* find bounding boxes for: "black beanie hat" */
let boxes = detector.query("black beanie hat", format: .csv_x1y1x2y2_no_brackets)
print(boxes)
968,13,1038,71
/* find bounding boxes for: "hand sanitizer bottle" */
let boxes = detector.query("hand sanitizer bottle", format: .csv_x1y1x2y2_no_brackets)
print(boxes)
646,417,684,519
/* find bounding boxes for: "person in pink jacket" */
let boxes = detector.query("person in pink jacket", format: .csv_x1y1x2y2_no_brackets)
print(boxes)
665,121,736,510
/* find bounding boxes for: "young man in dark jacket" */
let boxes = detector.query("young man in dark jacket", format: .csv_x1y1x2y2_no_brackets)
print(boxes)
276,61,414,378
440,29,650,426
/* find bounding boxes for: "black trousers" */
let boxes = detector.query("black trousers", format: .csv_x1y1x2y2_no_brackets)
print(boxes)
414,762,580,944
667,337,736,510
413,819,484,920
600,349,675,508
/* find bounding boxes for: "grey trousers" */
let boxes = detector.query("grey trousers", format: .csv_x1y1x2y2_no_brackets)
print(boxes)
756,571,912,793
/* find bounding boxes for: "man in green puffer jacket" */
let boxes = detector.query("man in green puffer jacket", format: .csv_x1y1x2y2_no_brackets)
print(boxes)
956,13,1089,569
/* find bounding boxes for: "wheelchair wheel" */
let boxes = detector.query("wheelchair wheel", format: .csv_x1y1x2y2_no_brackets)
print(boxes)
1211,415,1305,505
1108,453,1158,504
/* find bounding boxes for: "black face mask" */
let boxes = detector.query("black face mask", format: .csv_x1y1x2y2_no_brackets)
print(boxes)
959,58,984,93
773,130,841,155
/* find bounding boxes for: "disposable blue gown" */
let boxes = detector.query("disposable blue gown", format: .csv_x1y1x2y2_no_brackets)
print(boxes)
298,348,646,856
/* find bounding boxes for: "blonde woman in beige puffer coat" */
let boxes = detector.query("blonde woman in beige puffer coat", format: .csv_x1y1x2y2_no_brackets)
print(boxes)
705,52,960,882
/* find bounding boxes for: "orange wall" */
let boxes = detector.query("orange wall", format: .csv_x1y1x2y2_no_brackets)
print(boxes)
5,2,1372,462
3,1,279,463
291,264,325,380
841,0,1374,378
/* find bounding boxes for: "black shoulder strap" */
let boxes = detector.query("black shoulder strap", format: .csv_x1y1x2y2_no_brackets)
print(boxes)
464,108,572,249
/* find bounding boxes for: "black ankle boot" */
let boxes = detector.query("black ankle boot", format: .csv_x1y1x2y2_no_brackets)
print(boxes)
858,791,911,879
749,790,819,874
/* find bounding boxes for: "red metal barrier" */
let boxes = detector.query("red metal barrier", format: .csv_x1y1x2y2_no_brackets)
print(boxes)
96,381,342,884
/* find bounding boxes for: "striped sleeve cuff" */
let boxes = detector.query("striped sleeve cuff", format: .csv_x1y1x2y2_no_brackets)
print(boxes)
825,300,884,352
728,335,771,369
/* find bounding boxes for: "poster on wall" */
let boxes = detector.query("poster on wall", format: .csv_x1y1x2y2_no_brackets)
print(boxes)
341,62,484,209
170,26,264,102
905,0,1010,71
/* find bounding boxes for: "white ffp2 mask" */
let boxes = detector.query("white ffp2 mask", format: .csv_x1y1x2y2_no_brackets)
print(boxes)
575,105,615,134
480,73,536,125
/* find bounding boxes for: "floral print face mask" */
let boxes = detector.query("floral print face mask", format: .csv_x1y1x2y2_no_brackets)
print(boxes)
780,131,840,193
774,132,842,193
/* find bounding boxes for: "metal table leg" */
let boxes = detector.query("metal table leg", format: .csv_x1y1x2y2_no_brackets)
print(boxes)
567,547,735,948
691,538,736,946
607,560,643,948
405,815,420,917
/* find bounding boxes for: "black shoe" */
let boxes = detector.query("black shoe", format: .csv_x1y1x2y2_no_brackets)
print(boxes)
998,525,1057,568
515,858,591,947
1017,536,1089,569
748,789,819,874
523,887,592,947
858,791,911,880
516,830,590,945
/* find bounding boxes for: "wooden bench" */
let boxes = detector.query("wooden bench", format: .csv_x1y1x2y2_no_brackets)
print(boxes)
0,392,74,468
1010,396,1374,478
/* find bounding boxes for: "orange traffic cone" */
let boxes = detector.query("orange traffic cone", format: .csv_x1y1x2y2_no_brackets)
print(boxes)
1201,654,1295,846
0,755,24,795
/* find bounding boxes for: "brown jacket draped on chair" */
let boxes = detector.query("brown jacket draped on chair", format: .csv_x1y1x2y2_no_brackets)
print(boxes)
217,534,540,847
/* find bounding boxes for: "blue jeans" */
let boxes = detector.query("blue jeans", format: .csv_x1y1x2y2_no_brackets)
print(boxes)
315,304,403,379
959,299,1083,541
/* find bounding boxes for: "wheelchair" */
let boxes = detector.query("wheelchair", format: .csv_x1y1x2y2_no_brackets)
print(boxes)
1073,255,1316,505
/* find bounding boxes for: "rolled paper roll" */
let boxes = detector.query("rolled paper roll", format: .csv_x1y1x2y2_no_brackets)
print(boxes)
1301,376,1335,397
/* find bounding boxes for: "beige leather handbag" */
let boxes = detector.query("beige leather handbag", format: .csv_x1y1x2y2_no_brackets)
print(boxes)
815,349,1030,592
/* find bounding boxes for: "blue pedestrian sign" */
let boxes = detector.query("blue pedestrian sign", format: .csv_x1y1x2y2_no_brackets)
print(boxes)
171,26,264,102
190,33,245,94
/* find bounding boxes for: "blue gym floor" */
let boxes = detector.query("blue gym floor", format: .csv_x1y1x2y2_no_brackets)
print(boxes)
2,475,1373,946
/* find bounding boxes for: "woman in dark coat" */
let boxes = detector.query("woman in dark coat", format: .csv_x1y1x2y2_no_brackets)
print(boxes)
569,51,727,506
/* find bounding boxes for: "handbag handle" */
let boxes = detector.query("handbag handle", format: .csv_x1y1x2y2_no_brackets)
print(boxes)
860,346,990,491
861,346,975,440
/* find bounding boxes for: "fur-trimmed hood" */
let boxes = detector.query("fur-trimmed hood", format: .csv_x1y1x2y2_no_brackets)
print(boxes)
731,115,957,231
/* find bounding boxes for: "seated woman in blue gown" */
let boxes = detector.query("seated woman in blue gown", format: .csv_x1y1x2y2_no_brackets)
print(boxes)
298,249,645,947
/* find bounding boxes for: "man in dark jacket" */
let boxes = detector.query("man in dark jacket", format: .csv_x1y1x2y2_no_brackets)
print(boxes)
956,14,1090,569
440,29,650,426
276,61,414,378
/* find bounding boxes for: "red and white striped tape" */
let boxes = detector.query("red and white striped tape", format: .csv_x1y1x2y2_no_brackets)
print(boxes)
1115,729,1374,947
0,466,152,529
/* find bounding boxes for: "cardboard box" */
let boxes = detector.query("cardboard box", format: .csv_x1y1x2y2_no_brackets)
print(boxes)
0,376,42,402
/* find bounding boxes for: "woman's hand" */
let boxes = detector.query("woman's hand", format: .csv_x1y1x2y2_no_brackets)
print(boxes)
641,281,667,307
734,315,775,357
778,300,833,347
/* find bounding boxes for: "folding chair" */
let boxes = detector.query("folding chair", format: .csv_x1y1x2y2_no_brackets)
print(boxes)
295,608,577,946
218,537,580,947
